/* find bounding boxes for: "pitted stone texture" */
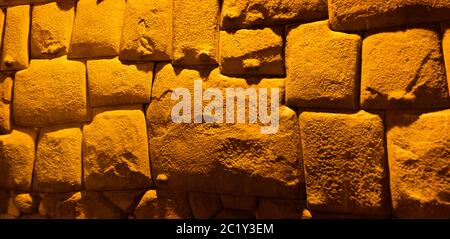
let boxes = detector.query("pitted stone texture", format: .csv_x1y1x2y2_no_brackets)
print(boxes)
69,0,125,58
188,191,222,219
361,24,450,110
134,190,192,219
441,22,450,95
221,0,328,30
1,5,29,71
13,57,89,127
286,20,360,109
103,190,146,214
256,198,305,219
299,111,389,216
220,194,257,211
40,191,123,219
219,28,284,76
173,0,219,65
0,128,37,191
0,75,12,134
387,110,450,218
147,63,303,199
31,1,74,58
87,58,153,107
120,0,172,61
33,125,82,193
329,0,450,31
83,105,152,191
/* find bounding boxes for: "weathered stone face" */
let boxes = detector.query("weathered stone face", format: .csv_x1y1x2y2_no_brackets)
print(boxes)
0,75,12,134
31,1,75,58
172,0,219,65
329,0,450,31
33,125,82,193
256,198,305,219
69,0,126,58
120,0,172,61
299,111,390,216
0,128,37,191
361,24,450,110
221,0,328,29
147,63,303,199
83,105,152,191
87,58,153,107
134,190,192,219
1,5,29,70
219,28,284,76
188,191,222,219
387,110,450,218
286,20,361,109
13,57,89,127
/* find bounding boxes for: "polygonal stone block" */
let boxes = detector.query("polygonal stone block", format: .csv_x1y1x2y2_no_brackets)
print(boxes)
1,5,29,71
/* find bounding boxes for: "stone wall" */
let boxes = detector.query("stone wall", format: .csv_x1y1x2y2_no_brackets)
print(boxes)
0,0,449,219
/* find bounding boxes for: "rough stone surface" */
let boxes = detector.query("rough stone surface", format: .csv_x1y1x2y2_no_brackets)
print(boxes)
120,0,172,61
83,105,152,191
219,28,284,76
361,24,450,110
221,0,328,29
103,190,146,214
256,198,305,219
33,125,82,193
329,0,450,31
134,190,192,219
1,4,29,70
286,20,360,109
441,22,450,95
220,194,257,211
13,193,38,214
87,58,153,107
31,1,75,58
188,191,222,219
13,57,89,127
0,10,4,60
0,128,37,191
147,63,303,199
387,110,450,218
0,75,12,134
40,191,123,219
299,111,390,216
69,0,126,58
173,0,219,65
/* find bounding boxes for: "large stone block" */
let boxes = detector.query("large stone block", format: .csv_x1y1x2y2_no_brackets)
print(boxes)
361,24,449,110
188,191,222,219
299,111,390,216
219,28,284,76
40,191,123,219
120,0,172,61
387,110,450,218
173,0,219,65
0,128,37,191
147,63,303,199
87,58,153,107
0,75,12,134
83,105,152,191
286,20,360,109
221,0,328,30
33,125,82,193
31,1,75,58
69,0,126,58
329,0,450,31
13,57,89,127
1,5,29,71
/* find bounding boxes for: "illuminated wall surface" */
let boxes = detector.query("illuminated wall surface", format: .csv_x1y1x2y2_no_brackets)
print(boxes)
0,0,449,219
